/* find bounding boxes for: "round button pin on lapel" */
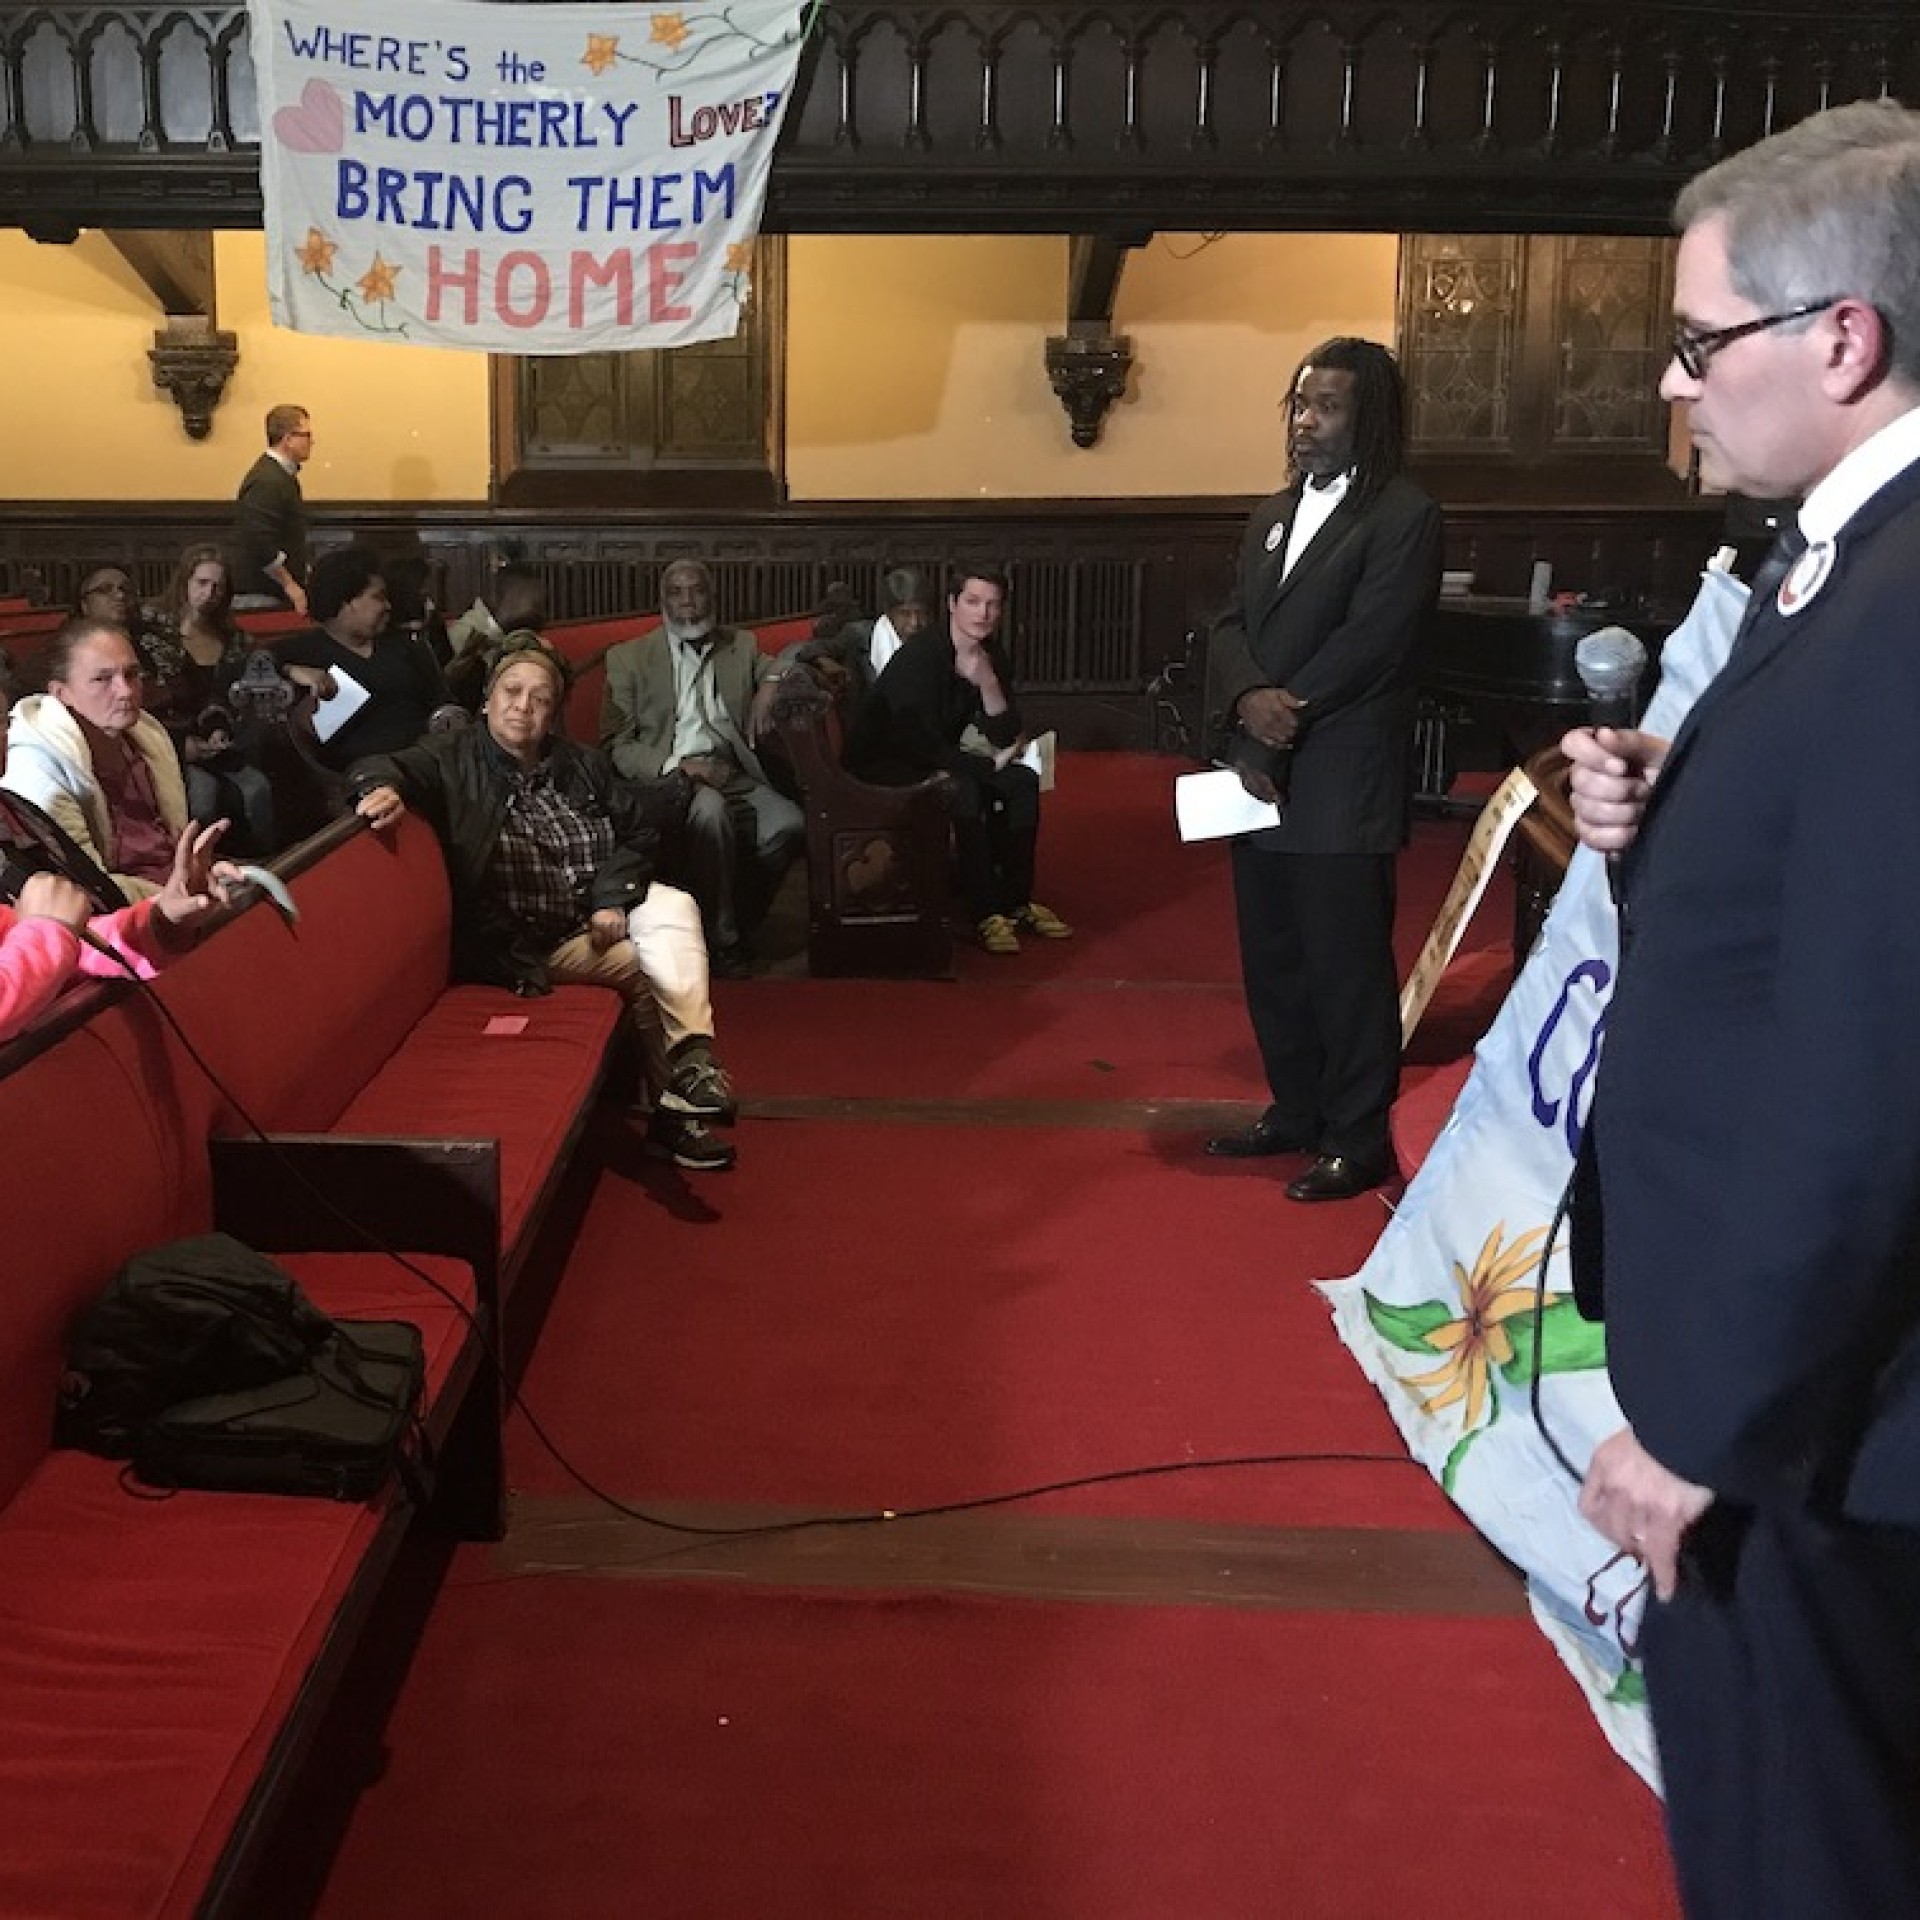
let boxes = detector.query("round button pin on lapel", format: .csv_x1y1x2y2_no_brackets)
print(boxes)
1777,540,1834,616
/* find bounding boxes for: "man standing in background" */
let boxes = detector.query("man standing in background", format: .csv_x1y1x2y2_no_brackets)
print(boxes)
1204,337,1442,1202
232,403,313,613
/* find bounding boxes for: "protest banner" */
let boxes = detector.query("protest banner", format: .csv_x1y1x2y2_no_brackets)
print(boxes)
1322,562,1749,1787
248,0,810,351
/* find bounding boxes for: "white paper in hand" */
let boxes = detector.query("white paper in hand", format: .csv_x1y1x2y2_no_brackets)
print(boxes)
1175,768,1281,842
1017,730,1058,792
310,661,371,744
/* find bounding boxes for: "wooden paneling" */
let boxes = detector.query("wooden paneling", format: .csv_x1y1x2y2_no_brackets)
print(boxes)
0,494,1725,749
5,5,1919,238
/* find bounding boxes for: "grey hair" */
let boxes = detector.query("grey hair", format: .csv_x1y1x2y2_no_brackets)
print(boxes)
1675,101,1920,385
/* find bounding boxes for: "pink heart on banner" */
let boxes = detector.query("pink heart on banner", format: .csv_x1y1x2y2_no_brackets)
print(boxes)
272,78,344,154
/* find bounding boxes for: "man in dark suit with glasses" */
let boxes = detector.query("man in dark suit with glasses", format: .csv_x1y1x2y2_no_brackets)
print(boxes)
1565,101,1920,1915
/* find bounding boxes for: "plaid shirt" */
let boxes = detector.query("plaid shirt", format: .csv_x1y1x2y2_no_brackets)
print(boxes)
490,759,618,947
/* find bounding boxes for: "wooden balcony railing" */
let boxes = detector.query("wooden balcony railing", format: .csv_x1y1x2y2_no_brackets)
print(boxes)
3,4,1918,238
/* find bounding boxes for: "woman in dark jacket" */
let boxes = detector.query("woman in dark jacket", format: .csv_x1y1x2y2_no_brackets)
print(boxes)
348,635,737,1171
276,545,449,770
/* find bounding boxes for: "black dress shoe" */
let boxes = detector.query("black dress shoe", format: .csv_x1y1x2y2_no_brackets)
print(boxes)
1285,1152,1395,1202
1204,1113,1317,1159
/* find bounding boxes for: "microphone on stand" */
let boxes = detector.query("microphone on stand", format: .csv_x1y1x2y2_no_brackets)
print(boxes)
1573,626,1649,731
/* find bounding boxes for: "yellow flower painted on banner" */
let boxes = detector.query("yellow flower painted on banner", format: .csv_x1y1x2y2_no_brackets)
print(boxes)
295,227,338,277
650,13,690,51
356,254,402,305
725,242,755,277
582,34,621,75
1398,1223,1553,1431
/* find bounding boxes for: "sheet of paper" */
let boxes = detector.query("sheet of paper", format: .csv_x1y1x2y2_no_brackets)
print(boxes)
309,660,371,744
1018,730,1058,792
1174,767,1282,843
483,1015,530,1037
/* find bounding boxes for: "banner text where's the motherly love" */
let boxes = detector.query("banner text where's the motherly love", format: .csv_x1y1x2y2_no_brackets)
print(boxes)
249,0,810,352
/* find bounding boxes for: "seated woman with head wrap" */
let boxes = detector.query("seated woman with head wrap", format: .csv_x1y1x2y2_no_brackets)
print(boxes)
352,632,741,1172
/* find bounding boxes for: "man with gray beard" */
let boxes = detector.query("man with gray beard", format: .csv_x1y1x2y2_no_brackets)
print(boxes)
600,560,803,977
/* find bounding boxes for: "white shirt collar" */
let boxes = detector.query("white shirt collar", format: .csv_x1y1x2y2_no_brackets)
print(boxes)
1282,468,1352,578
1798,403,1920,548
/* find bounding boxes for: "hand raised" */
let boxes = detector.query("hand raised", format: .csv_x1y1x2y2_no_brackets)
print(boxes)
152,819,240,933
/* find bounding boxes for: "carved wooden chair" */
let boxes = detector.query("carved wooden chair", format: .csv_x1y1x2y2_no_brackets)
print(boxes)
227,649,348,851
770,673,954,978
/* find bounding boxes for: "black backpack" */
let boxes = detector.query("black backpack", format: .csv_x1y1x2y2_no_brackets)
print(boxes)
56,1233,426,1502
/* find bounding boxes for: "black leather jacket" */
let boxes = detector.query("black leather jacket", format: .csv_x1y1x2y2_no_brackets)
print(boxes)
349,724,691,994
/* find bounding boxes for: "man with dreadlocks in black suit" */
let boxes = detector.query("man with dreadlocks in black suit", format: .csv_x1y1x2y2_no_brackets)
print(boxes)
1202,337,1443,1202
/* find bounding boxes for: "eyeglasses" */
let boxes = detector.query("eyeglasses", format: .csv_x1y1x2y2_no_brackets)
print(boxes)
1669,298,1839,381
80,577,132,598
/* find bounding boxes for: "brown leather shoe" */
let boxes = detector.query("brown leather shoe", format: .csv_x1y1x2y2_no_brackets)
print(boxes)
1285,1152,1395,1202
1204,1112,1316,1159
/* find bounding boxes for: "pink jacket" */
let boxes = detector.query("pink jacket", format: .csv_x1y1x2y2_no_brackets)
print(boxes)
0,899,171,1044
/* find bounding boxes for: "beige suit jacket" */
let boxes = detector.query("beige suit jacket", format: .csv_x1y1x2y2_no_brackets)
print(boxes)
598,627,775,784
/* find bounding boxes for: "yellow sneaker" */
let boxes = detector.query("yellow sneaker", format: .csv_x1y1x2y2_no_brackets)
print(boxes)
1015,900,1073,939
978,913,1022,954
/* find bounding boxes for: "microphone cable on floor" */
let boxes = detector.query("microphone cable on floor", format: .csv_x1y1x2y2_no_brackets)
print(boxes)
86,928,1422,1546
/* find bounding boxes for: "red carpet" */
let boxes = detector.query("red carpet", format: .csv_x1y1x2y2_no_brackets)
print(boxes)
316,1578,1678,1920
510,1118,1452,1529
718,977,1261,1104
304,754,1675,1919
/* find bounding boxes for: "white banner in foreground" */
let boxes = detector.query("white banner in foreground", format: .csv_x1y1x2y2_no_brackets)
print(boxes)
248,0,808,352
1321,563,1748,1790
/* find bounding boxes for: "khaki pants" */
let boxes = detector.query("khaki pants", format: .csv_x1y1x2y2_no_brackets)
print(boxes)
545,883,713,1097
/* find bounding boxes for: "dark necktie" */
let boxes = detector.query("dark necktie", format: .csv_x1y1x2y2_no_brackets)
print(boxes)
1656,518,1810,784
1739,522,1809,637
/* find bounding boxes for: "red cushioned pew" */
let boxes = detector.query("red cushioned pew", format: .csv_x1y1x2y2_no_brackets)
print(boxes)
0,810,624,1917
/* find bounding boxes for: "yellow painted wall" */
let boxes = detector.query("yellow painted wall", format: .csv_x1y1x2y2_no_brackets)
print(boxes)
0,230,491,503
783,232,1403,499
0,228,1397,504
